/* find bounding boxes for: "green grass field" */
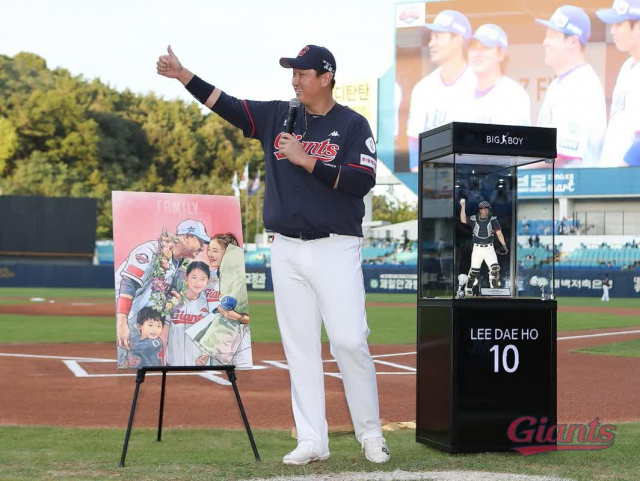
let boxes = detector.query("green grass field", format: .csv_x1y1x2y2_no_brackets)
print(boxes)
1,424,640,481
557,312,640,332
575,338,640,359
1,288,639,480
0,288,638,344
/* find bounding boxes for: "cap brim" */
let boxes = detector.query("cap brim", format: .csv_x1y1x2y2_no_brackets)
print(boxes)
196,234,211,243
535,19,560,31
424,23,452,33
279,57,293,68
280,57,309,69
595,9,629,24
471,36,503,48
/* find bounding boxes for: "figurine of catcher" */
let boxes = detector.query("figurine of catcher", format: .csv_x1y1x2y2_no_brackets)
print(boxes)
459,199,508,296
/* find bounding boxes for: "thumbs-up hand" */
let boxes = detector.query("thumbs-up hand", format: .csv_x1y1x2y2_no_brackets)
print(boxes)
157,45,183,79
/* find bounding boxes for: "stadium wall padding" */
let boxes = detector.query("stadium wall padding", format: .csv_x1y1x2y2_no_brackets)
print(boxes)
0,264,638,297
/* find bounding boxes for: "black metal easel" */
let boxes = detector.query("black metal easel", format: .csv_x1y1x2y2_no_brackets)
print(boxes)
119,365,261,466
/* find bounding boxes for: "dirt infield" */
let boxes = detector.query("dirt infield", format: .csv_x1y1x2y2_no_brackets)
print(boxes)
1,326,639,430
1,296,639,430
0,302,116,316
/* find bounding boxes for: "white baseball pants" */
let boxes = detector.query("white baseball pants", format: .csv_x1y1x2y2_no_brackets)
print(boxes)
601,285,610,302
271,233,382,453
470,244,499,269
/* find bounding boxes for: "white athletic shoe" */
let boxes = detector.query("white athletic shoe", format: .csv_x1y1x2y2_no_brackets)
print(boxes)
362,437,390,463
282,443,330,466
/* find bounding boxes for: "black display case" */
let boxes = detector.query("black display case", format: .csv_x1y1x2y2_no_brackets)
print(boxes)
416,122,558,453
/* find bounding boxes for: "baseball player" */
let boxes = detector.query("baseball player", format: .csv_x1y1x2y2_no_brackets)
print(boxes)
206,233,252,368
536,6,607,168
406,10,476,172
114,219,210,364
166,260,211,366
127,306,165,368
465,24,531,126
158,44,389,464
459,199,508,296
601,273,612,301
596,0,640,167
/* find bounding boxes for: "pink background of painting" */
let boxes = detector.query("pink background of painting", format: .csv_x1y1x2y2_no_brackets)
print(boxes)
112,191,243,268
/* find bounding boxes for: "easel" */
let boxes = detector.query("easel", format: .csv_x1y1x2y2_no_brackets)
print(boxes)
119,365,260,466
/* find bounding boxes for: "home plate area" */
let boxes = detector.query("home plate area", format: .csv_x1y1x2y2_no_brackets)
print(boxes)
0,343,418,429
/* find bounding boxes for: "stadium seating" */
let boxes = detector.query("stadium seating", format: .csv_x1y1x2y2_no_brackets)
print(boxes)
243,248,271,267
94,242,114,265
559,245,640,270
95,239,640,270
362,246,395,259
517,219,579,236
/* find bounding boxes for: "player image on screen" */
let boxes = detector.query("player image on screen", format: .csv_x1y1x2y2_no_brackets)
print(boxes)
596,0,640,167
465,24,531,126
536,5,607,168
406,10,476,172
459,199,508,297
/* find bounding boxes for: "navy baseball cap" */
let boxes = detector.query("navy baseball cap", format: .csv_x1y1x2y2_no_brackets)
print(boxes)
596,0,640,23
425,10,472,41
472,24,509,49
535,6,591,45
280,45,336,75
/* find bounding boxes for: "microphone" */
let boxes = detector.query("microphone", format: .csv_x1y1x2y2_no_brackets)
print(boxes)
285,98,300,134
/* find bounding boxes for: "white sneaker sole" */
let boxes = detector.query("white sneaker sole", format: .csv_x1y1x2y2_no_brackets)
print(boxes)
283,453,330,466
365,454,390,464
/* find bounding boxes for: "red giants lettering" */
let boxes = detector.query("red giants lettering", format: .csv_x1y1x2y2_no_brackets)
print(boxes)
273,133,339,162
507,416,616,456
206,288,220,303
171,311,205,325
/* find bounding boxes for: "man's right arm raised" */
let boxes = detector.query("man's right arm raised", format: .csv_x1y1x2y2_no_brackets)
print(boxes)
157,45,221,109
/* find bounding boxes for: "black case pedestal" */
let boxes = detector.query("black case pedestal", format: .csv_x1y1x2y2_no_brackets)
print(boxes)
417,298,557,453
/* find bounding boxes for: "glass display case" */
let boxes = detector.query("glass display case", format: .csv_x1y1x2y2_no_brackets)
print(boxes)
416,123,558,454
419,122,557,301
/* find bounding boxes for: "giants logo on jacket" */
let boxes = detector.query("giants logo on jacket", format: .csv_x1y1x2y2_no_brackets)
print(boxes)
273,133,339,162
171,307,209,325
206,288,220,303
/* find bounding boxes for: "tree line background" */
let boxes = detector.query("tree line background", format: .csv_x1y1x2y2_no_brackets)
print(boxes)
0,52,415,241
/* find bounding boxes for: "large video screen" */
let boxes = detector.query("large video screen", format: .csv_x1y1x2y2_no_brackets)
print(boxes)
394,0,639,172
